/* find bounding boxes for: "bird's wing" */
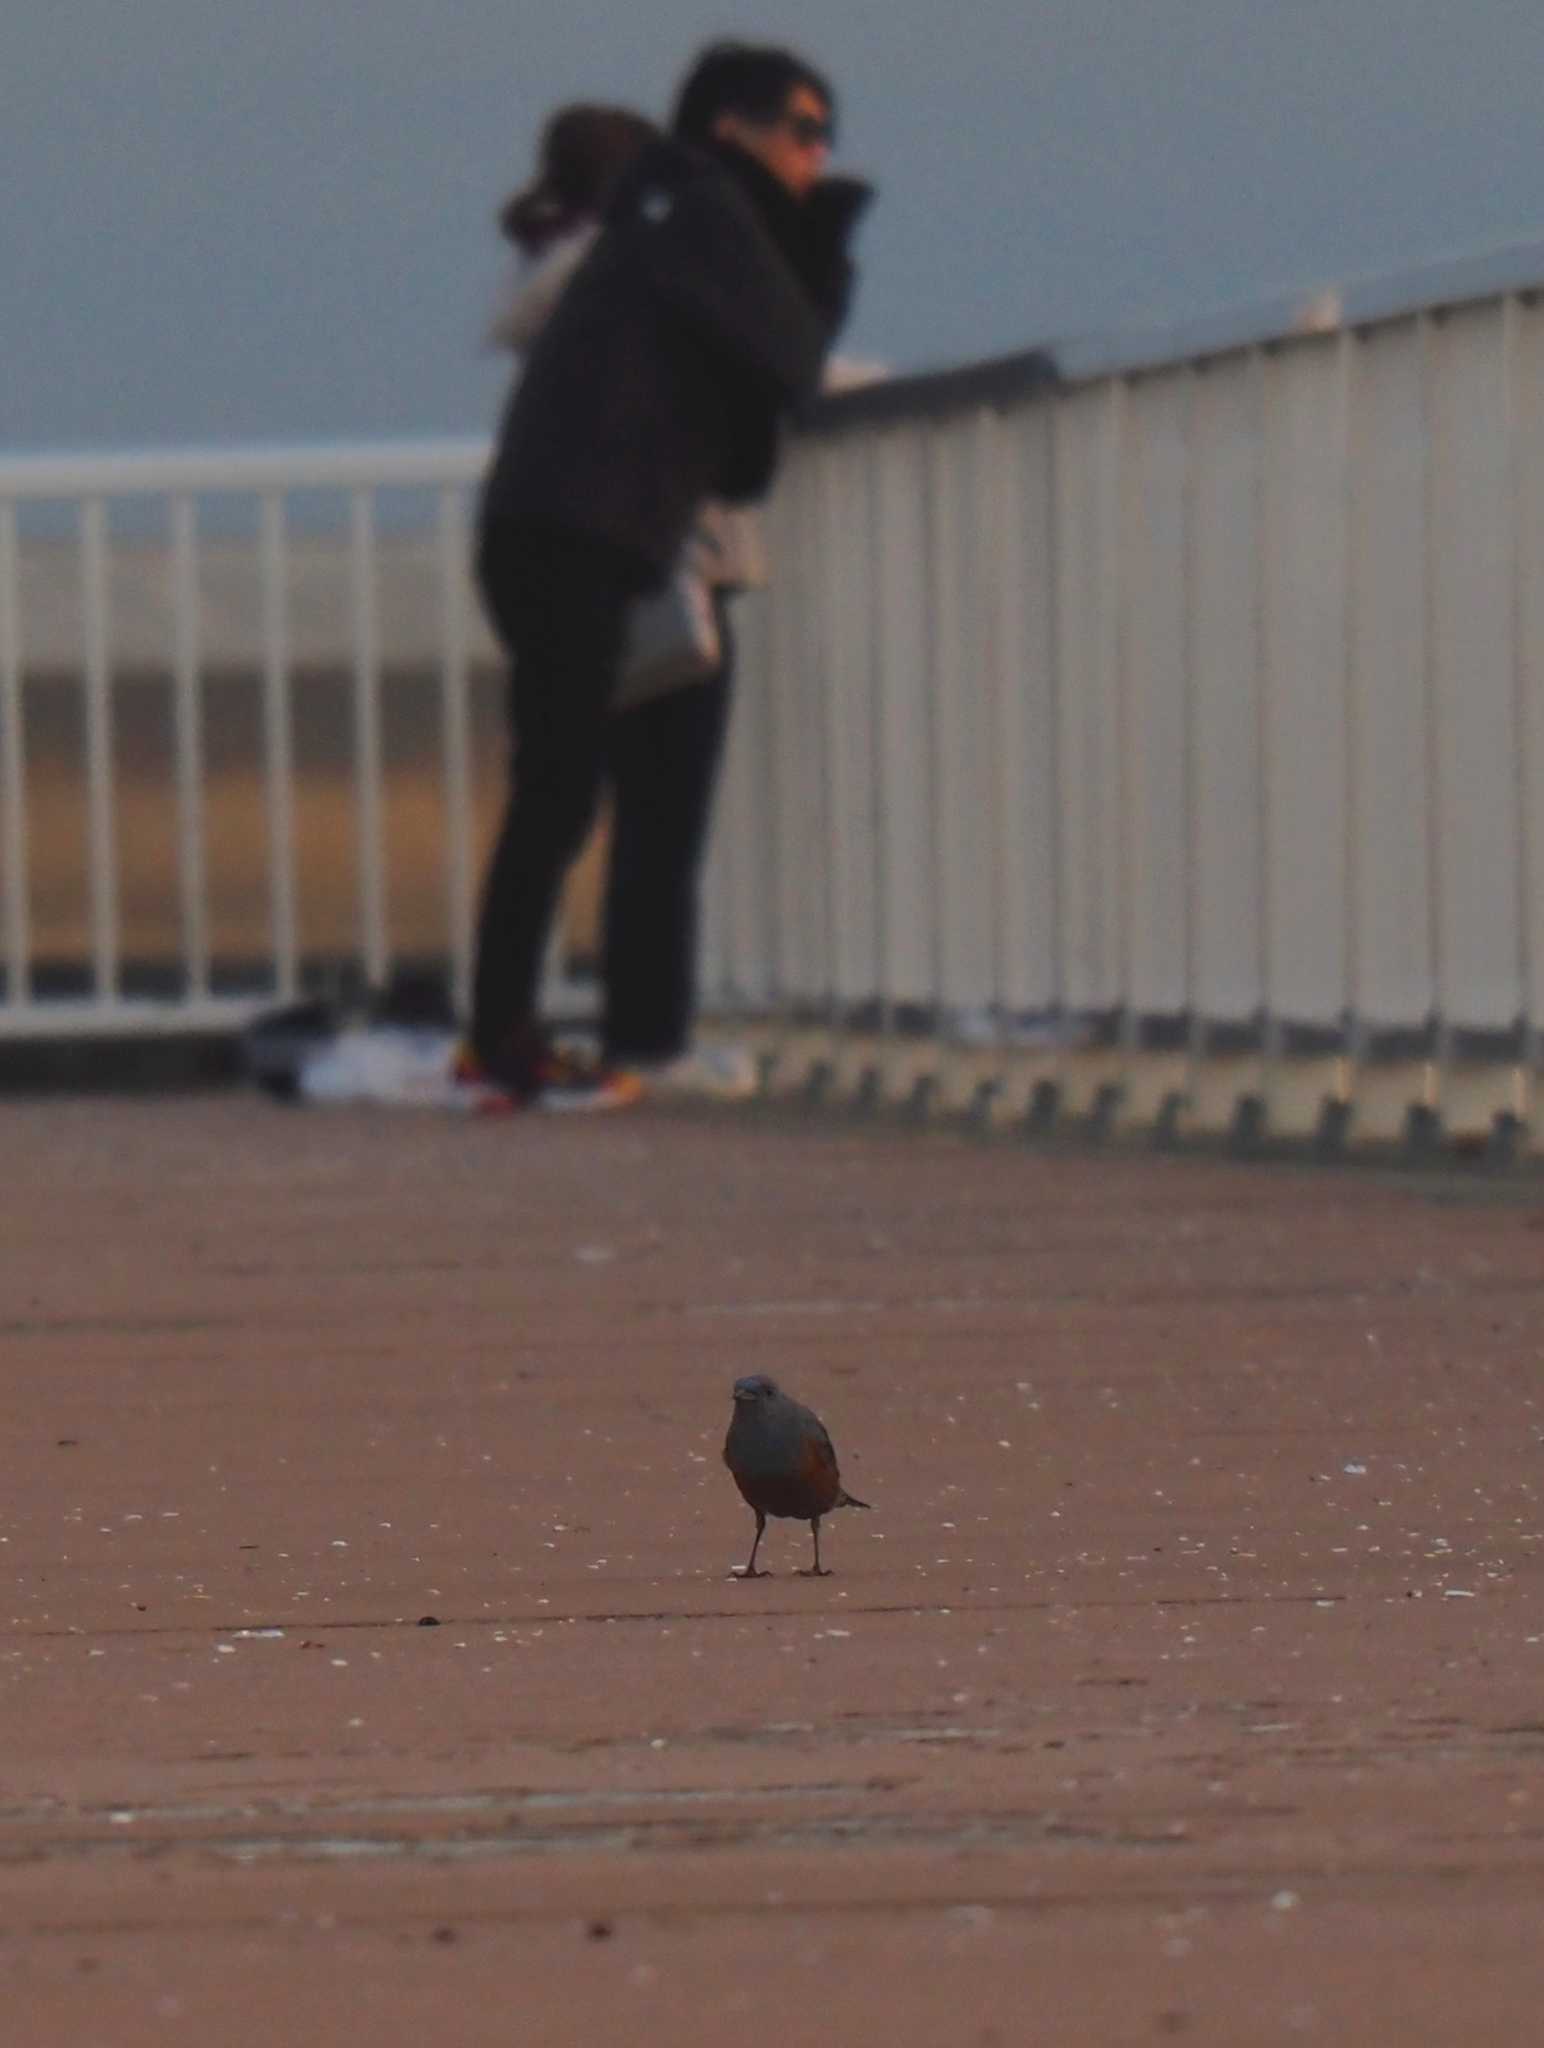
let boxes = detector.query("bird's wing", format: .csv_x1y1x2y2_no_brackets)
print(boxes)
792,1402,836,1457
795,1421,843,1510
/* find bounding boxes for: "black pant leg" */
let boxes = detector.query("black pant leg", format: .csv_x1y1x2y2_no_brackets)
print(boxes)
602,603,735,1063
470,524,640,1068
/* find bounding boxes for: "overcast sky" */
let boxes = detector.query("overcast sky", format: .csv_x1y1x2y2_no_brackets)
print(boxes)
6,0,1544,453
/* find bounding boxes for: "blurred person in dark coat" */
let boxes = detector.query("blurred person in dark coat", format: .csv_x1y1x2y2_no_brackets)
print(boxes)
482,98,764,1104
463,42,872,1111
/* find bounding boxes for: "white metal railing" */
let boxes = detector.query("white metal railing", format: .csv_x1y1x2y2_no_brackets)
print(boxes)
0,438,491,1035
703,248,1544,1145
7,238,1544,1152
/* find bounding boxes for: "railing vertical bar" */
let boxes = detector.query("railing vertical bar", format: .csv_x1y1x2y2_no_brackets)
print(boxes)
1337,328,1362,1059
437,485,473,1020
1179,365,1200,1046
1110,375,1138,1048
1503,295,1537,1076
259,491,299,1000
0,502,31,1006
816,445,846,1020
1251,348,1275,1056
1045,396,1066,1022
80,497,119,1002
1515,291,1544,1064
169,494,209,998
1334,328,1356,1047
858,444,886,1029
1418,312,1444,1061
981,409,1016,1023
918,427,944,1024
350,488,388,988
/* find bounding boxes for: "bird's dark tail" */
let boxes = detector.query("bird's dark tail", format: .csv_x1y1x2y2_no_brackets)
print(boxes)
837,1489,871,1511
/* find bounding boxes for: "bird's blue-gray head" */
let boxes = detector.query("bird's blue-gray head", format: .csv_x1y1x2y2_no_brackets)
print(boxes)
732,1374,781,1405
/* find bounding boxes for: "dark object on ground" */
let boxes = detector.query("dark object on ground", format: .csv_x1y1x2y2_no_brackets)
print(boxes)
722,1373,870,1576
240,1000,339,1100
240,970,460,1100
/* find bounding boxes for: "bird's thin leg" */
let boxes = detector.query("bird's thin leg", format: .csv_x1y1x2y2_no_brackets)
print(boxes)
737,1511,768,1578
801,1517,830,1577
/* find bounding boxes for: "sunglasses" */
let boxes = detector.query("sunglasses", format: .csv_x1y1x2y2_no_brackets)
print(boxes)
776,111,835,150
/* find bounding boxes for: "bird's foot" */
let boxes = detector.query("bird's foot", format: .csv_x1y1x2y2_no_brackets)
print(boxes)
731,1566,770,1579
797,1566,832,1577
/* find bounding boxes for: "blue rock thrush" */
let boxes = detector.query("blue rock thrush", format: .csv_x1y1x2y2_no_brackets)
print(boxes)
722,1374,871,1577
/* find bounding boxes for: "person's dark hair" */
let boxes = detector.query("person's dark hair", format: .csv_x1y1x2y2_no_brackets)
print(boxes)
500,104,659,250
671,41,836,149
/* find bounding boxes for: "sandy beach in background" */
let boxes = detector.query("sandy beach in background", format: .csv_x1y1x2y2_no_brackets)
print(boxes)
16,662,609,991
8,521,608,991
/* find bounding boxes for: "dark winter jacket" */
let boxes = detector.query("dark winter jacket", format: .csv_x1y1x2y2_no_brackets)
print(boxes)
479,138,871,578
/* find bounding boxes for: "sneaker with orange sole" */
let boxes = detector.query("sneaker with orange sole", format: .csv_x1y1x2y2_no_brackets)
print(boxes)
537,1064,647,1113
451,1043,646,1115
449,1044,533,1114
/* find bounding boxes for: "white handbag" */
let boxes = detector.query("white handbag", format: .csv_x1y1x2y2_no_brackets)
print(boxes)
614,556,721,712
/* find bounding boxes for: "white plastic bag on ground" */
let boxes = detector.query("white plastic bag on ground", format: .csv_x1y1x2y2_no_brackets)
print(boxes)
297,1025,464,1108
